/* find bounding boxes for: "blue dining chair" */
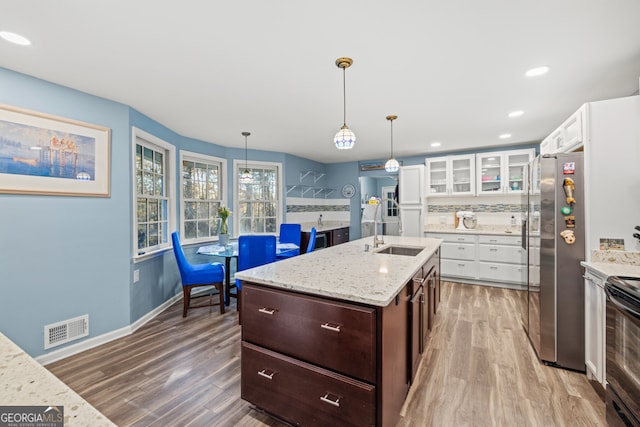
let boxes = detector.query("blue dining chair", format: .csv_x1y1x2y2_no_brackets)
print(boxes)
235,235,277,318
171,232,225,317
306,227,317,253
276,223,301,259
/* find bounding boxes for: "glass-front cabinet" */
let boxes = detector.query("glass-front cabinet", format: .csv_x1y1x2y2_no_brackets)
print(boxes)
476,148,535,195
426,154,475,197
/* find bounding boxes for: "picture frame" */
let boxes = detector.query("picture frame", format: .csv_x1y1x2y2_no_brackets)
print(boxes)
0,105,111,197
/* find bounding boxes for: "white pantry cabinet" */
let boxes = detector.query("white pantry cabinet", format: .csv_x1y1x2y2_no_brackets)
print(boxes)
426,154,475,197
476,149,534,195
583,267,606,387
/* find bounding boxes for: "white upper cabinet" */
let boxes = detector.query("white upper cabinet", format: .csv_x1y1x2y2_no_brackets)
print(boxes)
476,148,535,195
540,106,585,155
426,154,475,197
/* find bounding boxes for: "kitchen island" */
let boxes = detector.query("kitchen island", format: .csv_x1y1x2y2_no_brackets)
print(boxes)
236,235,442,427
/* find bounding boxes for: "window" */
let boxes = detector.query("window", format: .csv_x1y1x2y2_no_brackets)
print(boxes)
234,160,282,235
180,151,226,242
132,128,176,257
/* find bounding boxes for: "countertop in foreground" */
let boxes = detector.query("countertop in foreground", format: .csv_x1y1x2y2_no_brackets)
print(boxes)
0,333,115,426
235,235,442,307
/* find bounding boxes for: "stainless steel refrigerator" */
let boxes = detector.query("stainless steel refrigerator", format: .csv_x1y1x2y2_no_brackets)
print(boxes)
523,152,585,372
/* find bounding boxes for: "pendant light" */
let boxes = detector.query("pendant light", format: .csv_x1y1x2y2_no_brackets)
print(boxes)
384,115,400,172
239,131,253,184
334,57,356,149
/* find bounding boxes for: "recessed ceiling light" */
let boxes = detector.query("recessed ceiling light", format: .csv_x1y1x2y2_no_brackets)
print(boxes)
525,66,549,77
508,110,524,118
430,142,441,147
0,31,31,46
499,134,512,139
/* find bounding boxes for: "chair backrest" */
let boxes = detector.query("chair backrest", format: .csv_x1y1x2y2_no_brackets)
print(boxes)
237,235,277,290
306,227,317,253
279,223,302,246
171,232,191,280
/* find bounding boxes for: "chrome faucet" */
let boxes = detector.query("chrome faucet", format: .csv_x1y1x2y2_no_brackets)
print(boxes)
373,197,402,248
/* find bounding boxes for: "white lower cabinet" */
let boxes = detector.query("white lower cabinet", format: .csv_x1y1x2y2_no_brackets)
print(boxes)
584,267,606,387
428,232,524,289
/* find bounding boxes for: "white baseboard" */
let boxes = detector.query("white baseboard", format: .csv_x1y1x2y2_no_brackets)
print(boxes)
36,293,182,366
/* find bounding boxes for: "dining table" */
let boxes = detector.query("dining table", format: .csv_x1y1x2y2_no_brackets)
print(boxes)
197,240,299,305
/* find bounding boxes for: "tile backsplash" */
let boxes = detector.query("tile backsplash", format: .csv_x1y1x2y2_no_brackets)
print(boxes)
286,197,350,224
425,195,524,227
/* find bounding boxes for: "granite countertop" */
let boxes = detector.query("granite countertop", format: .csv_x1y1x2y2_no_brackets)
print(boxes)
300,221,350,233
0,333,115,426
425,224,522,236
581,261,640,278
235,235,442,307
581,250,640,278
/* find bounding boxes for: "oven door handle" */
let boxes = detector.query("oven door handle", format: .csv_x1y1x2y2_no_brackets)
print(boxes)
606,287,640,320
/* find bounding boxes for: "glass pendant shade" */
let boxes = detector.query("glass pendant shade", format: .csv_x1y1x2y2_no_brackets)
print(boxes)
239,169,253,184
334,125,356,150
385,158,400,172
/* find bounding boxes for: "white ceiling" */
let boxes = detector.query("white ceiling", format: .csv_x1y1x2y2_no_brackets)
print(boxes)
2,1,640,164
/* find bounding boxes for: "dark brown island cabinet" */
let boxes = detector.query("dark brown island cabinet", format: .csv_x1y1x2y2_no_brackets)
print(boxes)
240,248,440,427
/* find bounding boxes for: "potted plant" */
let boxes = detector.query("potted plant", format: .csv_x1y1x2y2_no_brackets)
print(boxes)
217,206,231,246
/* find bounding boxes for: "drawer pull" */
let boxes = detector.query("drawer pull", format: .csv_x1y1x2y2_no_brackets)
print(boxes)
320,393,341,407
457,263,465,267
321,322,341,333
458,247,466,250
413,277,425,283
489,239,497,243
258,307,276,315
457,238,465,241
489,248,498,252
490,266,498,270
257,369,275,380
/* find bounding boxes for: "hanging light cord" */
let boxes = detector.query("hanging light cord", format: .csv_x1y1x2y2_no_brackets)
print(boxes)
244,135,248,170
390,118,394,157
342,66,347,126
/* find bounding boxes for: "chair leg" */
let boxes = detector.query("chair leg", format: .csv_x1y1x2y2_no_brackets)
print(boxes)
182,285,191,318
218,283,225,315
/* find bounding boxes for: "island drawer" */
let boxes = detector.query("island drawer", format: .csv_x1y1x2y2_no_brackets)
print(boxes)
242,342,375,427
242,284,377,383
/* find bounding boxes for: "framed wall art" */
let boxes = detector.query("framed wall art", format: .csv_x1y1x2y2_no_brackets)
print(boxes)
0,105,110,197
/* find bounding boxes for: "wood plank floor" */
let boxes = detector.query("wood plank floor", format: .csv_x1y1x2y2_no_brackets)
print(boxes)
47,282,605,426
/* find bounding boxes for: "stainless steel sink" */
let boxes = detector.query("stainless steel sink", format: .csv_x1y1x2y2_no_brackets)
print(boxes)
374,245,424,256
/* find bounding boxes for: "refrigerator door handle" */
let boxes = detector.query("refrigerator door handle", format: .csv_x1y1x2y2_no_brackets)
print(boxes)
521,219,527,249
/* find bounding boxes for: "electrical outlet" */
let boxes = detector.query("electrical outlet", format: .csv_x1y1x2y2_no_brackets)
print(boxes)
133,269,140,283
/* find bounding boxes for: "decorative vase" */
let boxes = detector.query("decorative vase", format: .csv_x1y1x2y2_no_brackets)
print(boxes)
218,233,229,246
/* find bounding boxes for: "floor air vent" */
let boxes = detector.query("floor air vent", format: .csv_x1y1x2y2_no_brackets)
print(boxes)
44,314,89,349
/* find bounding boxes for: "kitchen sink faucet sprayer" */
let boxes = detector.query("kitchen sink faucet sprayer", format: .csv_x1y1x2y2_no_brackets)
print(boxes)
373,197,402,248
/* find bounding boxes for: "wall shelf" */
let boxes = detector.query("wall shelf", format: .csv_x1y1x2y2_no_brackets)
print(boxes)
286,170,334,198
